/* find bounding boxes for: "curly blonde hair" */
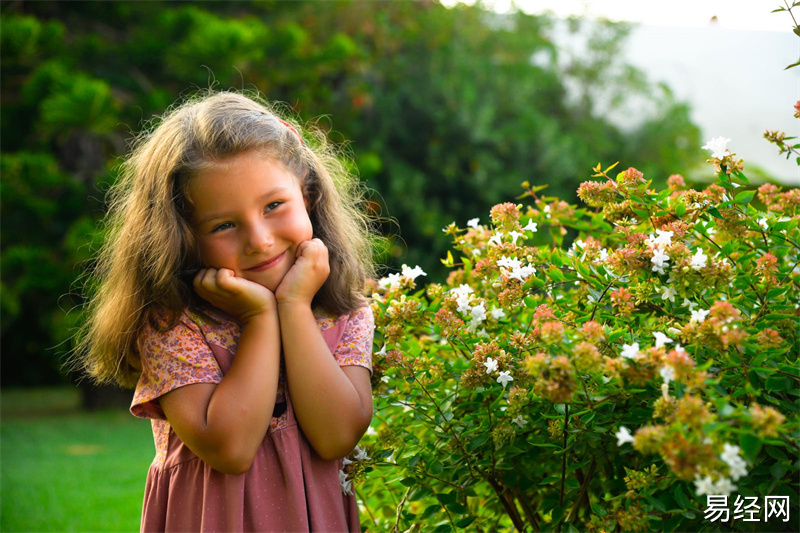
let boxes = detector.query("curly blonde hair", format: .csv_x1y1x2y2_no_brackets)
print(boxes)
74,90,376,388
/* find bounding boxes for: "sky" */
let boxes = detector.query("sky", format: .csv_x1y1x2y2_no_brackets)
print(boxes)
441,0,800,184
457,0,792,32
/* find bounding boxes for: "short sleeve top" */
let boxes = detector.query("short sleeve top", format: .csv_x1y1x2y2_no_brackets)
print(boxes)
128,304,374,532
131,304,373,467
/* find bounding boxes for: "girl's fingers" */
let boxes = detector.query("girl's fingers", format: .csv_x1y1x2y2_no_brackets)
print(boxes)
214,268,238,292
194,267,234,296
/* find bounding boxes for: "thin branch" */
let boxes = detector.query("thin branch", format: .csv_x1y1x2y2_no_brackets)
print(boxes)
559,404,570,507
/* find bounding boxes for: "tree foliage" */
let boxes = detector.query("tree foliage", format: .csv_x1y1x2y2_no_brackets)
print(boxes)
0,1,701,386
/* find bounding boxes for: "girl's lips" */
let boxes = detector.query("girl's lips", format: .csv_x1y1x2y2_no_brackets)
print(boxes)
246,251,285,272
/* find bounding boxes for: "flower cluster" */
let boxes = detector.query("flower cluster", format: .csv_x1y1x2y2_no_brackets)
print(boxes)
339,445,370,495
363,135,798,532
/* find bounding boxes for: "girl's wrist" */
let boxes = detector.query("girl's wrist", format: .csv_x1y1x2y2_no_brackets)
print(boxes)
238,307,279,328
276,299,314,318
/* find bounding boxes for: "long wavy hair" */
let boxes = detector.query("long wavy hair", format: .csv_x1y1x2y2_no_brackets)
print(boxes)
74,90,376,388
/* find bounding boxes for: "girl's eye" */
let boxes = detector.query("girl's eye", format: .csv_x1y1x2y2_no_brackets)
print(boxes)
265,201,282,213
211,222,233,233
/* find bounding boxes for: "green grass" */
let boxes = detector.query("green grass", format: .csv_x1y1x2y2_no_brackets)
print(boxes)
1,387,154,532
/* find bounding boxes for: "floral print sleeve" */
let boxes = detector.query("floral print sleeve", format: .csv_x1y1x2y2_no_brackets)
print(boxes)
131,314,223,420
333,305,374,374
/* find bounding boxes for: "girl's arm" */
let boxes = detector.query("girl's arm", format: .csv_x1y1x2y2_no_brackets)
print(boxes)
276,239,373,460
158,268,281,475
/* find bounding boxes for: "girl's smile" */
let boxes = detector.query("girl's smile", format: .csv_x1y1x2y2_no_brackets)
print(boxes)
245,251,286,272
188,151,313,292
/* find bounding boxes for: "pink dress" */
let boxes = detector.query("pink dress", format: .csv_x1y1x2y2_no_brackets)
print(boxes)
130,304,373,532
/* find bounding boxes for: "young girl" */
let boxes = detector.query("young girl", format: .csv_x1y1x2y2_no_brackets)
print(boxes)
75,91,376,532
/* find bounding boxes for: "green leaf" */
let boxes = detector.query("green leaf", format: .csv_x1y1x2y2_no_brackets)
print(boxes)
646,494,668,512
456,517,476,528
771,463,788,479
765,446,788,462
739,433,762,463
765,375,790,392
675,201,687,218
591,503,608,517
673,485,691,509
734,190,755,205
549,266,565,282
429,460,443,476
468,435,488,451
708,207,723,219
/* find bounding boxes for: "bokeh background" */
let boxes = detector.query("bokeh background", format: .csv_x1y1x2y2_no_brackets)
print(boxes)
1,1,796,530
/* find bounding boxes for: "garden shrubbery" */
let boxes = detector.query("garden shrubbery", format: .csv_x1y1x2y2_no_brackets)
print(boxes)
351,135,799,532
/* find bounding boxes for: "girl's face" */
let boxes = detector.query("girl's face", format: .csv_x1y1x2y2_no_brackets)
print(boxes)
188,151,314,292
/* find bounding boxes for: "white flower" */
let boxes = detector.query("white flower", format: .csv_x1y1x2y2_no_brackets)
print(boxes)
470,303,487,323
456,295,472,314
522,220,538,233
401,264,427,281
598,248,609,263
380,375,390,383
376,344,387,357
690,308,710,324
451,284,474,299
467,218,480,229
543,204,551,218
509,264,537,282
661,285,677,303
693,474,716,496
496,371,514,387
682,298,698,311
353,446,369,461
651,248,670,275
497,256,522,270
512,415,528,428
339,469,353,495
491,307,506,320
621,343,640,360
508,230,525,245
691,248,708,270
720,443,748,481
653,331,673,349
713,476,737,496
342,457,352,467
483,357,498,374
615,426,635,446
648,229,674,247
721,443,741,464
488,233,503,246
702,137,732,159
727,457,748,481
379,273,403,289
660,365,676,386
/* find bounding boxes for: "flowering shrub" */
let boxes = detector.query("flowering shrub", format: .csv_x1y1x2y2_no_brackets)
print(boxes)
354,133,799,531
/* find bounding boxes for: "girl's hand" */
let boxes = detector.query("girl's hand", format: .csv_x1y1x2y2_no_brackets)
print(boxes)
275,238,330,306
193,268,276,324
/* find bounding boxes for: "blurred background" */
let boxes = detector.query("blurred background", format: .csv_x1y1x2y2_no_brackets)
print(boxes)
1,1,796,530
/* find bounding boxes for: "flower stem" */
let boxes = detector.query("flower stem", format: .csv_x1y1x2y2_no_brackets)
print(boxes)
559,403,570,507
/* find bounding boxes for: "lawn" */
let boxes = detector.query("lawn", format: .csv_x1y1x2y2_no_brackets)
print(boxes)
1,387,154,532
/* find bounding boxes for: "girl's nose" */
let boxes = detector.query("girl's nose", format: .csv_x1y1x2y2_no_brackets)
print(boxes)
244,223,274,254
